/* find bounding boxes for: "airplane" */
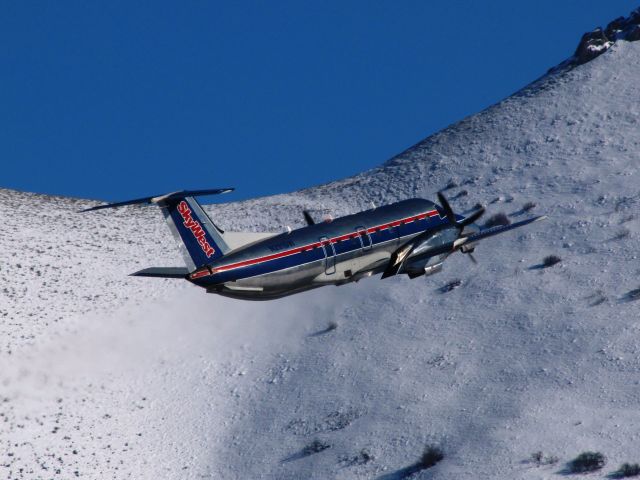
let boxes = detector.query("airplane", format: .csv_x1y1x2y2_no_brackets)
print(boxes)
82,189,545,300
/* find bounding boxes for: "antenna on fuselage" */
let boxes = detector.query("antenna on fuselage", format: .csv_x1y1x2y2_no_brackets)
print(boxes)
370,201,376,210
302,210,315,226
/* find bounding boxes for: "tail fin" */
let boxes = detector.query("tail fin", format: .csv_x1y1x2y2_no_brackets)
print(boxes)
161,196,230,269
82,188,233,270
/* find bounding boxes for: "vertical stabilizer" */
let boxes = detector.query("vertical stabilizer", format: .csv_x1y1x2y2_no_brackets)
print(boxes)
160,196,230,270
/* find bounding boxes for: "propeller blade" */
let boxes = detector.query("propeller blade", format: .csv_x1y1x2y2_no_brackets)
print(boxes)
381,243,413,279
459,206,485,227
436,192,456,226
303,210,315,226
438,192,484,229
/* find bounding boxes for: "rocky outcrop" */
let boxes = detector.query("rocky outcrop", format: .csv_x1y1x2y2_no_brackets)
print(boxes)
574,28,612,64
626,24,640,42
572,7,640,65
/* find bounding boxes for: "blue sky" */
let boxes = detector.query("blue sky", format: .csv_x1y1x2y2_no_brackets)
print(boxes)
2,1,637,202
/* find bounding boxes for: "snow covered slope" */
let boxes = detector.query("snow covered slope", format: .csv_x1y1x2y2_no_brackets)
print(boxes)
2,16,640,480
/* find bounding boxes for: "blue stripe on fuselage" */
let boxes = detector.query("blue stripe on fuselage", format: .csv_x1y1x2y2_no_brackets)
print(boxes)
192,212,450,286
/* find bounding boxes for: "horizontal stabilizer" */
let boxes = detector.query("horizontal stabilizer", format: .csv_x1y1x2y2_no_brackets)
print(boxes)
81,188,234,212
130,267,190,279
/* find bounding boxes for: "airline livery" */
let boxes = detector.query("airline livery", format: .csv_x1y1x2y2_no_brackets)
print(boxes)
83,189,544,300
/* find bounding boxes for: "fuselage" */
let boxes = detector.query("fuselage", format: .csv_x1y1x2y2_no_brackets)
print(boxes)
188,198,460,300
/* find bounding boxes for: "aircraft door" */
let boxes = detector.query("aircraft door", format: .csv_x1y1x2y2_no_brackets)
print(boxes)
356,227,372,251
319,236,336,274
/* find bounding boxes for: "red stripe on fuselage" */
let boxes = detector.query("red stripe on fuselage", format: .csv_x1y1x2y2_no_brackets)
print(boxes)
191,209,440,278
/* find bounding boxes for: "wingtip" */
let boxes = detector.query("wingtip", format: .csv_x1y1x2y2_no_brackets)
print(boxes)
78,206,100,213
78,204,109,213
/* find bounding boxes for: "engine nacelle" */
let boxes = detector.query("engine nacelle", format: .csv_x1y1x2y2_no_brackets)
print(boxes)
405,256,445,279
424,262,443,276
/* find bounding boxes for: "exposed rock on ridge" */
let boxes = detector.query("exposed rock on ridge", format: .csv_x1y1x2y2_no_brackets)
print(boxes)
573,7,640,65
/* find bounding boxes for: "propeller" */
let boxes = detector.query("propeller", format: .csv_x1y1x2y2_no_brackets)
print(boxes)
437,192,485,264
436,191,485,229
382,192,486,279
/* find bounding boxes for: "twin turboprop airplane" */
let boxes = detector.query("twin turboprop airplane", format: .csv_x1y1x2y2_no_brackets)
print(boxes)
83,189,545,300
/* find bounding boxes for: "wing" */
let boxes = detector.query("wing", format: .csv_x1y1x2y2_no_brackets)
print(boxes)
464,215,546,243
382,215,546,279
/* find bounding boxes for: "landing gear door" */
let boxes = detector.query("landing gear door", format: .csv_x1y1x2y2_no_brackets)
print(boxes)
356,227,372,251
320,236,336,274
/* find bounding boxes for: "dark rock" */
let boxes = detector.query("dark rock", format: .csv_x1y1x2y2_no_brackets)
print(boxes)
568,451,606,473
439,279,462,293
605,17,628,39
302,439,330,455
615,462,640,478
420,446,444,469
342,448,374,466
484,212,511,228
574,28,612,65
604,17,628,39
626,24,640,42
542,255,561,268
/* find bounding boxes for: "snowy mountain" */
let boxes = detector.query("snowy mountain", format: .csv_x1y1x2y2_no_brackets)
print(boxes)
2,9,640,479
